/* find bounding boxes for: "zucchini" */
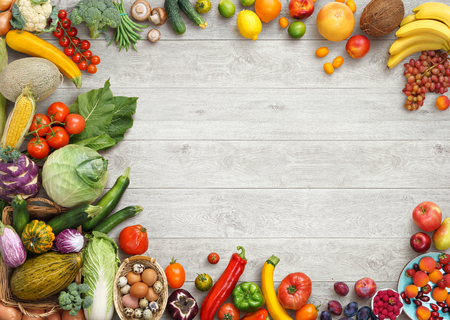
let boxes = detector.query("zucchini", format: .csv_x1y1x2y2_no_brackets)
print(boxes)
165,0,186,35
11,195,29,237
93,206,143,234
179,0,208,28
47,204,102,235
82,167,131,232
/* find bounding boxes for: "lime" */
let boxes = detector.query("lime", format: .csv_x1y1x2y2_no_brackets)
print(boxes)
219,0,236,18
288,21,306,39
241,0,256,7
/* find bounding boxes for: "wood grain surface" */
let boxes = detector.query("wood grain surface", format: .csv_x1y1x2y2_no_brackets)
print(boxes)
4,0,450,319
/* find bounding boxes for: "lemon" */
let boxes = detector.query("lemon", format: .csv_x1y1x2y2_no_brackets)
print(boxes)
236,10,262,41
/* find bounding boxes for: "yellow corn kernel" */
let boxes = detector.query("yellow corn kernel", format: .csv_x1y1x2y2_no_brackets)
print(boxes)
4,96,33,148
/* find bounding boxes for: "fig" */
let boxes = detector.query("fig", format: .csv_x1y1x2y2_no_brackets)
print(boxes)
329,300,343,316
344,302,358,317
334,281,349,296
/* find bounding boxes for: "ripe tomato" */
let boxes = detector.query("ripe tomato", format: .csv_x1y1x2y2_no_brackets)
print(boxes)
165,257,185,289
218,303,240,320
29,114,51,136
46,126,69,149
48,102,69,122
58,10,67,19
295,304,319,320
91,55,101,65
64,45,75,56
60,18,71,29
78,61,88,71
66,27,78,37
27,137,50,159
87,64,97,74
59,36,70,47
81,40,91,50
83,50,92,60
119,225,149,255
53,27,63,38
208,252,220,264
278,272,312,310
71,37,81,46
72,53,82,63
65,114,85,134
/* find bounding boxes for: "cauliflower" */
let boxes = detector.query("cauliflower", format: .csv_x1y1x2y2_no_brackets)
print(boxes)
16,0,53,32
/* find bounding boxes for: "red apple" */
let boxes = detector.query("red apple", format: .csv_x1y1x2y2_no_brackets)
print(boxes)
410,232,431,253
345,35,371,59
412,201,442,232
289,0,314,19
354,277,377,299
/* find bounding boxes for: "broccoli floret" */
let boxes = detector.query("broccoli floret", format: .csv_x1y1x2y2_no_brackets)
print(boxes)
83,296,93,309
69,0,121,39
58,292,73,311
67,282,79,292
77,283,90,294
58,282,93,316
69,305,82,317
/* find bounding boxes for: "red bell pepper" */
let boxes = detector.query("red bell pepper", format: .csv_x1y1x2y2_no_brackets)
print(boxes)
241,309,270,320
200,246,247,320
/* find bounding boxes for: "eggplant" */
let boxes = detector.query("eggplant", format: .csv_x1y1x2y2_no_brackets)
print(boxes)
0,221,26,268
167,289,198,320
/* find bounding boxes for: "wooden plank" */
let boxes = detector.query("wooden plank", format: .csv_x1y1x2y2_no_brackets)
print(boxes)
98,140,450,189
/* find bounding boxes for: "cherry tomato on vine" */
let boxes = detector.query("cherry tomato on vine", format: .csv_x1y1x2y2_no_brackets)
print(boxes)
46,127,69,149
29,114,51,137
65,114,85,134
47,102,69,123
90,55,101,65
66,27,77,37
58,10,67,19
59,36,70,47
78,61,88,71
208,252,220,264
165,257,185,289
72,53,82,63
27,137,50,159
83,50,92,60
64,45,75,56
53,27,63,38
80,40,90,50
60,18,71,29
71,37,81,46
87,64,97,74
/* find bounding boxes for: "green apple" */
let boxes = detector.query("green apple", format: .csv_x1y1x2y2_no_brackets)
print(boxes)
433,218,450,250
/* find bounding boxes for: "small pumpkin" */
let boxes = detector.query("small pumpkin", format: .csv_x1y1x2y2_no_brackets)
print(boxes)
21,220,55,253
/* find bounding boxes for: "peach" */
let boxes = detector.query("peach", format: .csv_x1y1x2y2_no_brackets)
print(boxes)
413,271,430,287
416,306,431,320
446,291,450,307
419,256,436,273
436,95,450,111
432,287,448,302
429,269,444,283
405,284,419,298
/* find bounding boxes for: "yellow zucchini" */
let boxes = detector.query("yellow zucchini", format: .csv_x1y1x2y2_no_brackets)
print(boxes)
5,30,82,89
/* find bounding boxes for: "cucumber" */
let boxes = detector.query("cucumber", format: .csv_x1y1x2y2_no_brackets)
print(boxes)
82,167,131,232
11,195,29,236
165,0,186,35
47,204,102,235
178,0,208,28
92,206,143,234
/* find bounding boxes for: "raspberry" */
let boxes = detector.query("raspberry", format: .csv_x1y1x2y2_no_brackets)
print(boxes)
394,310,400,316
383,295,390,302
379,315,386,320
377,301,384,307
387,306,394,312
383,302,388,308
388,312,394,317
390,315,396,320
393,306,399,312
388,290,395,296
394,292,399,299
397,302,403,308
382,310,388,316
373,308,379,315
374,296,380,302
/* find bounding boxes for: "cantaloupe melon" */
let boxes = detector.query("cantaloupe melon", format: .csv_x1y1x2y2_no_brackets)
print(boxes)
0,57,62,102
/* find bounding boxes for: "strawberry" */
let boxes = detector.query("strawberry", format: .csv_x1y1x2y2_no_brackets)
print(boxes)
405,269,416,278
443,264,450,274
422,284,432,294
438,280,446,289
439,253,450,265
437,262,443,270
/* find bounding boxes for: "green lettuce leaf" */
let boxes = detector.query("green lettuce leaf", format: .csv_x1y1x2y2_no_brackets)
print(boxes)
106,96,138,144
30,0,49,4
74,135,117,151
10,3,26,31
69,80,115,143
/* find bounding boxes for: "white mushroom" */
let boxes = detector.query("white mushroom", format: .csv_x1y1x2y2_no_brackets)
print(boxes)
149,7,167,26
131,0,152,21
148,29,161,43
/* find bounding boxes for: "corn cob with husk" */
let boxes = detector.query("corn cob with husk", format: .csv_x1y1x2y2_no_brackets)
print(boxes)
0,37,7,135
0,88,36,149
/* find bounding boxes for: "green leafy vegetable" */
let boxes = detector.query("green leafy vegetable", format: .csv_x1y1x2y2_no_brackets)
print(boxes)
30,0,49,4
0,146,21,163
74,135,117,151
10,3,26,31
106,96,138,143
38,6,59,33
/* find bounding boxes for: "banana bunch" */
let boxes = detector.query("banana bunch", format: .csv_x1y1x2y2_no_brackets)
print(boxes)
387,2,450,69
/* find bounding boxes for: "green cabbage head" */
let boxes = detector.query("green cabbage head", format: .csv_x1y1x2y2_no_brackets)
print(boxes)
42,145,108,208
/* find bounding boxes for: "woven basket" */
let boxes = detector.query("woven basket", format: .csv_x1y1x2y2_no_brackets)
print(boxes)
0,198,81,318
114,256,168,320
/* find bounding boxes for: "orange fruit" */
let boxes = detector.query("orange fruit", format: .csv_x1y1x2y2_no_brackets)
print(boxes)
279,17,289,28
432,287,448,302
316,2,355,42
333,56,344,68
324,62,334,75
315,47,329,58
255,0,282,23
416,306,431,320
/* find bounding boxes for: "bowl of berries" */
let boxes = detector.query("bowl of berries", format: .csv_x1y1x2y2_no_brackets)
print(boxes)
371,288,404,320
397,252,450,320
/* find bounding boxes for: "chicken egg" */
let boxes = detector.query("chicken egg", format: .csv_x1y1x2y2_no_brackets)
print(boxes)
146,286,159,302
142,268,157,286
122,294,139,309
130,282,150,299
127,271,142,285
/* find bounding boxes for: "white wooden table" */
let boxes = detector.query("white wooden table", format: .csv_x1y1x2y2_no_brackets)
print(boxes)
7,0,450,319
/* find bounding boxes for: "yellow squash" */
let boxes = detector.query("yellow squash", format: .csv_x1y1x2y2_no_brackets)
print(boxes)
6,30,82,89
261,255,294,320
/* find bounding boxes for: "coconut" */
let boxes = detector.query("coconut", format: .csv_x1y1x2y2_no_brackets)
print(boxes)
360,0,404,36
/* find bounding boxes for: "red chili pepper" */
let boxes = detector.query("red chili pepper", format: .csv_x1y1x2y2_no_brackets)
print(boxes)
241,309,269,320
200,246,247,320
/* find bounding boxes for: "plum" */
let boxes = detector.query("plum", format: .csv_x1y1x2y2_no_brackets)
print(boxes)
334,281,350,296
328,300,343,316
356,307,372,320
339,318,354,320
344,302,359,317
321,311,332,320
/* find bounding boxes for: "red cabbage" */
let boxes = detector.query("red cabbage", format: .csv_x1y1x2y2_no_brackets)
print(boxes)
53,229,84,253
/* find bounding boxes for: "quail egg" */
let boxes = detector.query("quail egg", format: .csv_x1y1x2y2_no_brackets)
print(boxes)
120,284,131,295
124,307,134,317
118,276,128,288
139,297,149,309
143,308,153,320
149,301,159,313
152,281,163,294
133,263,145,274
134,308,144,318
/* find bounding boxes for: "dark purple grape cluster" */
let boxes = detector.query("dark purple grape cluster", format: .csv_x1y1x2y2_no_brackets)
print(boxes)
402,50,450,111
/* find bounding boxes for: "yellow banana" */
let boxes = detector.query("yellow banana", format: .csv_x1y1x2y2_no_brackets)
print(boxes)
388,42,448,69
413,2,450,13
400,14,416,27
389,33,449,55
415,6,450,29
396,20,450,43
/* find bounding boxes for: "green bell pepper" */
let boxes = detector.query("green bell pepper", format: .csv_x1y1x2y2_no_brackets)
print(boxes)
232,281,265,312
